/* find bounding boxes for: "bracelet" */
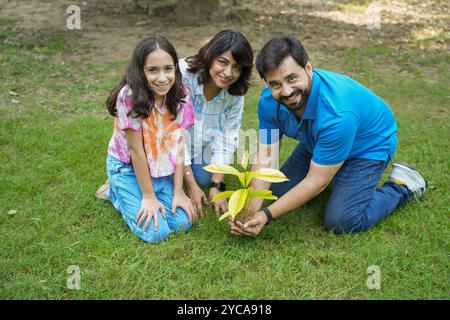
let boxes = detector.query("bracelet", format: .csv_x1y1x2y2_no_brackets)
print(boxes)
262,207,274,225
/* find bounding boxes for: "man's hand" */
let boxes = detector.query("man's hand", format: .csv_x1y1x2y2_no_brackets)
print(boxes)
209,187,228,216
229,211,268,237
186,184,209,218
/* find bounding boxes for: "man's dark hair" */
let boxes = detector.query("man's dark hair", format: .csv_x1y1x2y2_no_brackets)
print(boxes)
255,36,309,79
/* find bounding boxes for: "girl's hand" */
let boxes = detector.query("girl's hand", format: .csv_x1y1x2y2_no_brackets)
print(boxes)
135,196,166,231
172,191,196,224
209,187,228,216
186,184,209,218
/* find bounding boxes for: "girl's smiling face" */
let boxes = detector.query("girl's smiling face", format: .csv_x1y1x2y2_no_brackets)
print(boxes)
208,50,242,89
144,48,176,100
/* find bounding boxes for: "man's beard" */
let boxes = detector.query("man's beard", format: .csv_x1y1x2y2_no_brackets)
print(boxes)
280,76,312,112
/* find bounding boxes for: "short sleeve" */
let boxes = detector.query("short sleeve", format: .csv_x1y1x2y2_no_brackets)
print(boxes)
179,58,188,76
178,87,195,166
312,112,359,165
258,93,282,145
116,86,142,132
179,90,195,130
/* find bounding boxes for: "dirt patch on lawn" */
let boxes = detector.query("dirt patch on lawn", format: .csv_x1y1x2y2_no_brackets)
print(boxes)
1,0,448,69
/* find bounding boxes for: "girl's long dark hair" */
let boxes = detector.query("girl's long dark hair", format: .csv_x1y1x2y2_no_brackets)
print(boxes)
186,29,253,96
107,35,185,119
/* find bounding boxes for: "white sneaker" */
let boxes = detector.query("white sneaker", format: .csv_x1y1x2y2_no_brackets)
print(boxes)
95,181,109,201
389,162,427,198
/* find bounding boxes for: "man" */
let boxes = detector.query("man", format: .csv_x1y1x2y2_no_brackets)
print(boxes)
230,36,427,236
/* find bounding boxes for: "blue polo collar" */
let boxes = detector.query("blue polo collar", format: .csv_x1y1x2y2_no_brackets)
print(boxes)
303,71,319,120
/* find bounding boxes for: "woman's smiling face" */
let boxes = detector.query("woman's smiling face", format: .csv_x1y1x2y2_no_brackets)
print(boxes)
208,50,242,89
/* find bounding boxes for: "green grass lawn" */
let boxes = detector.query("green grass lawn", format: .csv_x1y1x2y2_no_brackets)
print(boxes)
0,22,449,299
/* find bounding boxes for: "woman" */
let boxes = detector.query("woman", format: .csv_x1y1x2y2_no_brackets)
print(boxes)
180,29,254,216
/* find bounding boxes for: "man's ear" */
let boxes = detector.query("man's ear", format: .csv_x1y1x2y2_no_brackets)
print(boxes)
305,60,313,78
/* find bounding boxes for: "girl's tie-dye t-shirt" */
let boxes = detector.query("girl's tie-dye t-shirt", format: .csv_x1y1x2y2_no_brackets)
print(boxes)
107,85,195,178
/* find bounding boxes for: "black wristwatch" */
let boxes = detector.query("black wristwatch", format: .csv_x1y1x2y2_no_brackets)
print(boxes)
210,181,226,192
262,207,274,225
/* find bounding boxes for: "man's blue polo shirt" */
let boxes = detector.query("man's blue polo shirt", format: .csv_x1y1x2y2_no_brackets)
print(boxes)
258,69,397,165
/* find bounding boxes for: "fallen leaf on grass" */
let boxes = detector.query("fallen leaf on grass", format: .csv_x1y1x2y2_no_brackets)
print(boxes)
135,20,149,27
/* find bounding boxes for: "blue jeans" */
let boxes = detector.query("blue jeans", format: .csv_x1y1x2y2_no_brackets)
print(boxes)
106,155,191,243
270,143,412,234
191,161,212,187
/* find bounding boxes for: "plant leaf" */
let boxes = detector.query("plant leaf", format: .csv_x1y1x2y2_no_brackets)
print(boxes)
244,171,252,187
203,164,245,186
219,211,231,221
203,164,241,176
211,190,234,202
238,173,246,187
228,188,249,220
252,194,278,200
244,187,253,208
241,150,249,170
226,190,240,219
247,168,289,183
250,190,273,197
249,189,278,200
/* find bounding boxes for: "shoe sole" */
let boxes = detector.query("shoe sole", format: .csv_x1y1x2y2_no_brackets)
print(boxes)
392,162,428,191
394,161,417,171
95,184,109,201
95,193,109,201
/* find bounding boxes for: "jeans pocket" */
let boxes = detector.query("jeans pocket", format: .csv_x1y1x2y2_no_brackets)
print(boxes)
119,164,135,175
107,155,134,176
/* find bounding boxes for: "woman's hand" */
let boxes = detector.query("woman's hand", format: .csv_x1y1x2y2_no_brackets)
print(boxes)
135,196,166,231
209,187,228,216
186,184,209,218
172,190,196,223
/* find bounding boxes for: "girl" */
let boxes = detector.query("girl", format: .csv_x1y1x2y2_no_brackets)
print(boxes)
180,29,254,217
99,36,196,243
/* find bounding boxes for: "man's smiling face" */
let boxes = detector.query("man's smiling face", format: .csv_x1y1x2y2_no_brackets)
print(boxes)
265,55,313,112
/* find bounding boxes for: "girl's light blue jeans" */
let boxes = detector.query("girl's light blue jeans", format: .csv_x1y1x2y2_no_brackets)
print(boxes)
106,155,191,243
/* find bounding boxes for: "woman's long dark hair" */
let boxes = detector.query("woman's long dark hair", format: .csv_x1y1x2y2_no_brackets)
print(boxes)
186,29,253,96
107,35,185,119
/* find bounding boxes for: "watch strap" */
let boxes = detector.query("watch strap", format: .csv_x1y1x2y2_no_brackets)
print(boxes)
210,181,226,192
262,207,274,225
